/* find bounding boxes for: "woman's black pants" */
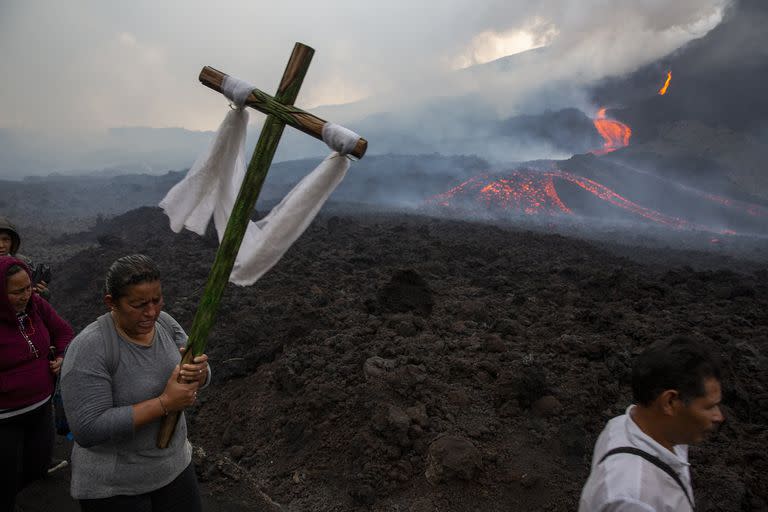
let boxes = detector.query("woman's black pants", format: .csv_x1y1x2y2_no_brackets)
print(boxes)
0,400,54,512
79,462,202,512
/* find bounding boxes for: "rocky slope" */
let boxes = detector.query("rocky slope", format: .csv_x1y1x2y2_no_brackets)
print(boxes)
44,206,768,511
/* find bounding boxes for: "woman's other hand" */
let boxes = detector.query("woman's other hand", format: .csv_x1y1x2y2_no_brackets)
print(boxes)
33,280,48,295
49,356,63,375
179,347,209,385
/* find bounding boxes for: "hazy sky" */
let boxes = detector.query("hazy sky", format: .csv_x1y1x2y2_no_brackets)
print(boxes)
0,0,729,136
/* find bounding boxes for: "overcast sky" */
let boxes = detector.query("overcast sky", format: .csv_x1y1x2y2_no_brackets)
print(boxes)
0,0,729,136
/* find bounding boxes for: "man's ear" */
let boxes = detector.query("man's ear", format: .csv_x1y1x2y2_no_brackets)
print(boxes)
104,295,115,310
658,389,680,416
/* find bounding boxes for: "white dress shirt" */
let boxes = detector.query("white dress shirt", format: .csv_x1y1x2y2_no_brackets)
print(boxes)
579,405,694,512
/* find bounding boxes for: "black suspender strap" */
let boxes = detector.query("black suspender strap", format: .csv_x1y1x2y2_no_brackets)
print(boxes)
600,446,695,510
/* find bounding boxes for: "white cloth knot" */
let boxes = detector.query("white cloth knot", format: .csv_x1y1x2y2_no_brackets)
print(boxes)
221,75,256,109
322,122,360,156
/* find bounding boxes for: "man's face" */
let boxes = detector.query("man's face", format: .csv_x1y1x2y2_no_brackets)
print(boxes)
673,377,724,445
0,232,13,256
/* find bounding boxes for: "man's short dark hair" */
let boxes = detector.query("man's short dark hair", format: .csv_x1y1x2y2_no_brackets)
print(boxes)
632,335,721,406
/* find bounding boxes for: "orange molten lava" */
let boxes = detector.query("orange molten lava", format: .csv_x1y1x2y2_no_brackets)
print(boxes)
430,168,764,235
447,172,572,215
427,169,759,233
556,170,688,228
429,170,689,228
694,191,768,218
593,108,632,154
658,70,672,95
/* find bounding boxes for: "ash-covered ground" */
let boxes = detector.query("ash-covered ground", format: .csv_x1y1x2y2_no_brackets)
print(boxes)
20,206,768,511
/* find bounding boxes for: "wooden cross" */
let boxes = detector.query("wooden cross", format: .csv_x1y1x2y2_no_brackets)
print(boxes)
158,42,368,448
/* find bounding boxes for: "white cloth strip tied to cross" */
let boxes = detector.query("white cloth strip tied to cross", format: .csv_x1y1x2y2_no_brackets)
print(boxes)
221,75,256,109
160,74,361,285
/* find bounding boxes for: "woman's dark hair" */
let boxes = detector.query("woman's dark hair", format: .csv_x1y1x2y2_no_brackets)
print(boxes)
632,335,721,406
105,254,160,300
5,264,25,279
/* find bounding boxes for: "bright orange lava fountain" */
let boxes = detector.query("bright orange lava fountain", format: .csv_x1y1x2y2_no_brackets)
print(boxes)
592,108,632,154
658,70,672,95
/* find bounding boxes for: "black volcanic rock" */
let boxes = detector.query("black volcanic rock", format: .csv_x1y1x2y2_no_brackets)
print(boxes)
45,206,768,511
377,269,434,317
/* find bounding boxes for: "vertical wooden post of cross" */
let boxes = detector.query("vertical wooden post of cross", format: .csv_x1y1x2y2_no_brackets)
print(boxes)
156,43,315,448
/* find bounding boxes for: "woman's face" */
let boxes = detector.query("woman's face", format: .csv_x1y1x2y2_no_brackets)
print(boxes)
107,280,164,339
0,232,13,256
6,270,32,313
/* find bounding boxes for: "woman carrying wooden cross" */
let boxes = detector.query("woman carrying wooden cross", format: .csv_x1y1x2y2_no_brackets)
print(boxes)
61,254,211,511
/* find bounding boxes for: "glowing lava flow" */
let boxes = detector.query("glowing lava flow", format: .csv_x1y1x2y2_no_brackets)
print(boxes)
431,172,572,215
592,108,632,154
430,170,694,230
555,170,689,229
604,159,768,221
694,191,768,218
658,70,672,95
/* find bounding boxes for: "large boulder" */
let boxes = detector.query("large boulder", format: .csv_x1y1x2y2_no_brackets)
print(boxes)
425,435,482,485
377,269,434,317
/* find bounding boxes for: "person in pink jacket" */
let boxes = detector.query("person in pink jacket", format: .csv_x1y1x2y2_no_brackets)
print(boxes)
0,256,73,511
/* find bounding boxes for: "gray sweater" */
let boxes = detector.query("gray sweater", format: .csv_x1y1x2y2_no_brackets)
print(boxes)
60,312,192,499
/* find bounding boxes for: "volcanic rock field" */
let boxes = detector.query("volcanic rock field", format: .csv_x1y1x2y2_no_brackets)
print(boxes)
35,205,768,511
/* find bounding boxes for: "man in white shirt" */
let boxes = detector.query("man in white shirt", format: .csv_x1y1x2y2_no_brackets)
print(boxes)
579,336,724,511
